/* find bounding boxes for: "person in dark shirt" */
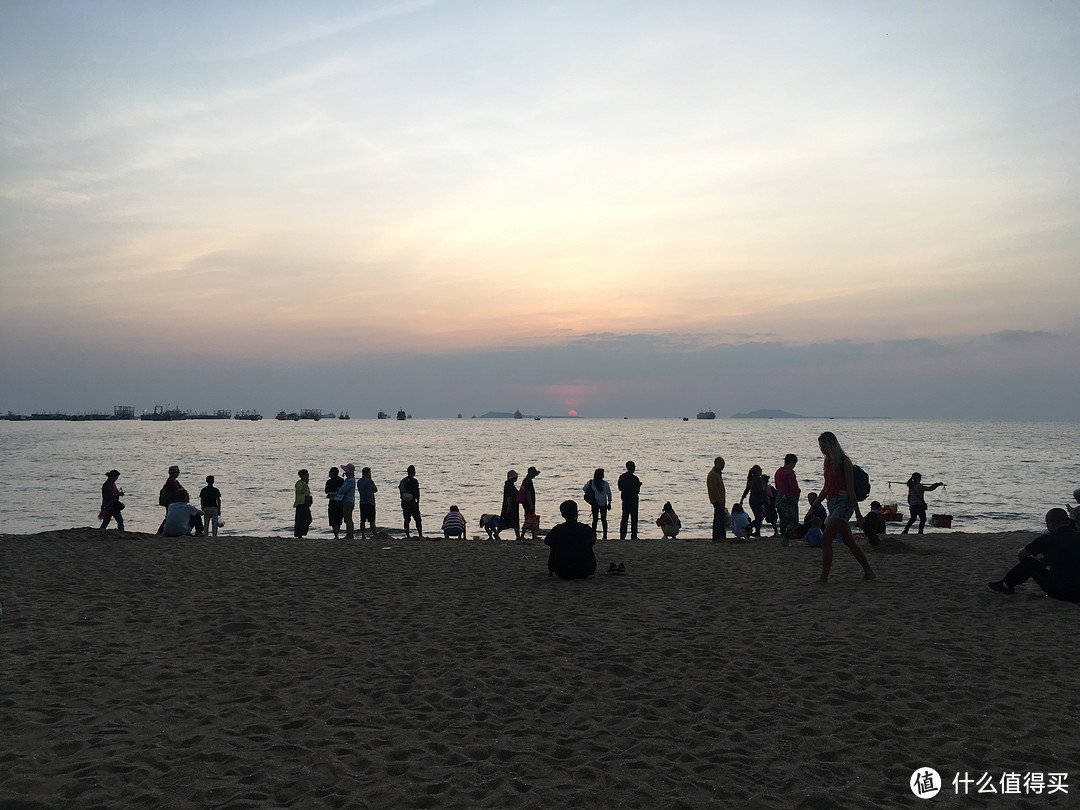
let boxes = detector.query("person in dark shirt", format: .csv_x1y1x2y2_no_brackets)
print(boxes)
325,467,344,539
398,465,423,538
199,475,222,536
988,509,1080,602
545,500,597,580
617,460,642,540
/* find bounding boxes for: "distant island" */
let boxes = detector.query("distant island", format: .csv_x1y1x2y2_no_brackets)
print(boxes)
730,409,807,419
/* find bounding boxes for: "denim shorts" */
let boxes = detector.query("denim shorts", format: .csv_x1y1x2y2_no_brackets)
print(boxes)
827,494,854,522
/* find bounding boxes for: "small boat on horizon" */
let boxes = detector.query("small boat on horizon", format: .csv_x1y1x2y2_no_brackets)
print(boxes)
377,410,389,420
234,410,262,421
396,409,406,421
696,409,716,420
141,405,185,421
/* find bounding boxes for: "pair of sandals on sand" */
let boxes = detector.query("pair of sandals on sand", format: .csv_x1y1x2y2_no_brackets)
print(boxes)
606,562,627,575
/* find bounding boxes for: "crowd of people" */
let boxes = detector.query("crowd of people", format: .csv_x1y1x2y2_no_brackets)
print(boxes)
96,437,1079,598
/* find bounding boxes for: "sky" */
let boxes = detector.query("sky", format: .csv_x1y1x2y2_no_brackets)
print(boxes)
1,0,1078,419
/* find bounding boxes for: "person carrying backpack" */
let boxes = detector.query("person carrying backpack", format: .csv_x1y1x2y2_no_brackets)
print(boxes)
811,432,875,584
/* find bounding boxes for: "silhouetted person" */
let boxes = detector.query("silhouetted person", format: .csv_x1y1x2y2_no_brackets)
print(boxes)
988,509,1080,602
399,465,423,538
902,472,945,535
584,468,612,540
99,470,125,531
618,460,641,540
325,466,344,539
545,500,597,580
707,457,727,542
294,469,312,538
200,475,222,536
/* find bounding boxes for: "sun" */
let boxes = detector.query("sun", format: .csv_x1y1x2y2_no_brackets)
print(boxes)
568,410,577,416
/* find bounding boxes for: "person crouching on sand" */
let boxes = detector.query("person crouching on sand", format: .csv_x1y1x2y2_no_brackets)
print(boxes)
812,431,875,584
656,502,681,539
442,505,467,539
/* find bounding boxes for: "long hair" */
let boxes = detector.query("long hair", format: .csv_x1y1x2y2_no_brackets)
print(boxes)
817,431,848,469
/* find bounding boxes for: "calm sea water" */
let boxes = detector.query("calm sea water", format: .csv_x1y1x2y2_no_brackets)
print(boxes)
0,418,1075,538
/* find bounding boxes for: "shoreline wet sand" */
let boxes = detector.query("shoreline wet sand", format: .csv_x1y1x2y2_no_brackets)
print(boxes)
2,528,1077,808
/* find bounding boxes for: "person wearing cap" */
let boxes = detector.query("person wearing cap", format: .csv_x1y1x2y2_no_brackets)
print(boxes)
398,465,423,538
324,467,344,539
520,466,541,540
99,470,125,531
162,489,204,537
335,464,358,540
617,460,641,541
200,475,222,536
156,464,184,535
497,470,520,541
357,467,378,539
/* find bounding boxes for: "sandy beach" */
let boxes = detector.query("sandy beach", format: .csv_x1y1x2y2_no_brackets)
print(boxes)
2,528,1078,809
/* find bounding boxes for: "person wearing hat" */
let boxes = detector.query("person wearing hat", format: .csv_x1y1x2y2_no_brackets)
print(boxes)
497,470,520,541
520,466,541,539
99,470,125,531
156,464,184,535
335,464,358,540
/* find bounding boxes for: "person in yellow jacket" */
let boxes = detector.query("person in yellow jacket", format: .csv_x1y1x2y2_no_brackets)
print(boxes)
707,456,727,542
294,469,312,538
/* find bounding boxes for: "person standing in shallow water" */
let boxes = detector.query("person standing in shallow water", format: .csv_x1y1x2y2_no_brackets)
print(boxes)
618,460,641,540
707,457,727,542
200,475,222,537
813,431,875,584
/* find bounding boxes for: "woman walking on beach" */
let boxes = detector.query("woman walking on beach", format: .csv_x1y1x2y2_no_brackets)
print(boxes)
739,465,765,538
497,470,520,541
902,472,945,535
520,466,541,540
812,432,875,584
98,469,125,531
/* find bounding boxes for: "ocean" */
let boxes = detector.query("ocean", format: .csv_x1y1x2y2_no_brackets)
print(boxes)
0,418,1075,538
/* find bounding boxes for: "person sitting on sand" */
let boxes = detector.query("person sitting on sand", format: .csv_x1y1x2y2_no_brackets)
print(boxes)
860,501,886,547
656,502,681,539
442,505,467,539
730,502,752,540
804,517,824,548
479,513,500,540
545,500,597,580
988,508,1080,602
1067,488,1080,529
799,492,828,538
162,490,204,537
